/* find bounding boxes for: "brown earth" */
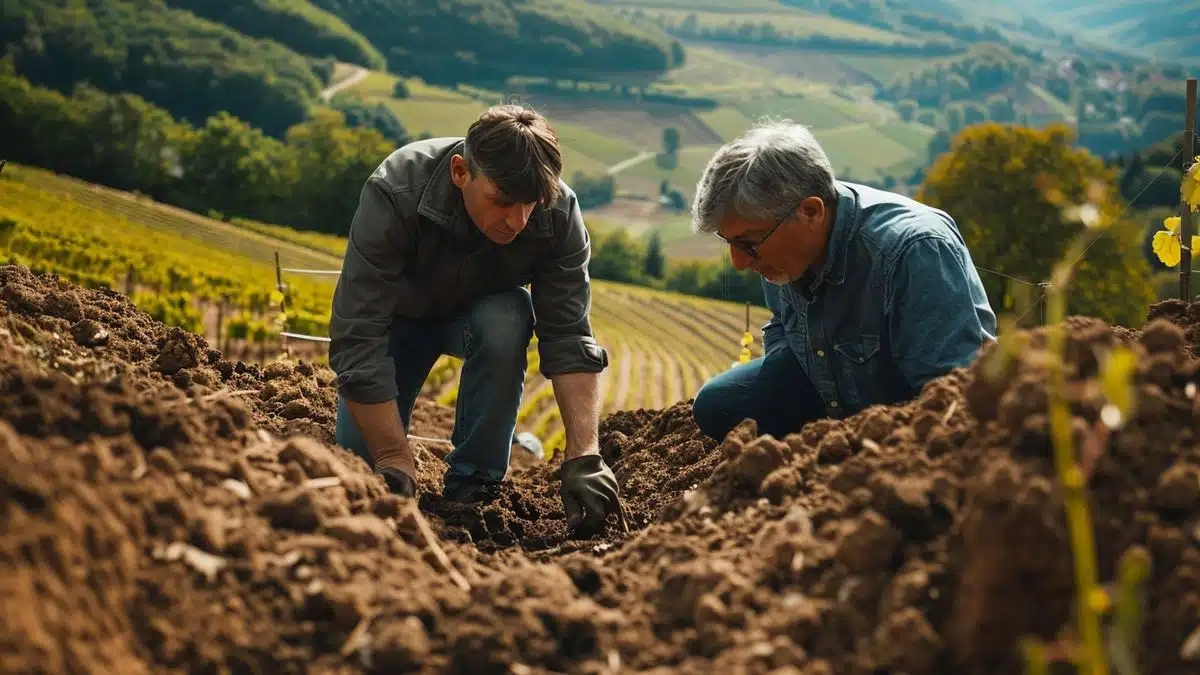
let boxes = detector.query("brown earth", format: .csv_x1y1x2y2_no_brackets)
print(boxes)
4,262,1200,674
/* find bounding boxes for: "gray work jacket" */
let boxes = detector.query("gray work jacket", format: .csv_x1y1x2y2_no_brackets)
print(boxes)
328,136,609,404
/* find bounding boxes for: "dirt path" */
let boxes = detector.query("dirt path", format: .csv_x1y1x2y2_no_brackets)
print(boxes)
320,65,369,103
606,151,656,175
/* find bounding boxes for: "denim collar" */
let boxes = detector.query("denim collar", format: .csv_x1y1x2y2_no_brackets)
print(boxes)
792,181,859,297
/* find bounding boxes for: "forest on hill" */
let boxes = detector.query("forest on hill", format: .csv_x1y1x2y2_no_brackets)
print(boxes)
2,0,680,137
162,0,388,70
307,0,684,85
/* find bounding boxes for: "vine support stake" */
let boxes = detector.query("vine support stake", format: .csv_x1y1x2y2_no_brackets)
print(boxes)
1180,78,1196,301
274,251,290,358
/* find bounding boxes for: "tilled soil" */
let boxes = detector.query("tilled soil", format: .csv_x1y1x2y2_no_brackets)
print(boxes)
5,262,1200,674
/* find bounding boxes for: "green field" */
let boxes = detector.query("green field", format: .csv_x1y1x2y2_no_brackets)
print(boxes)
734,94,865,130
835,54,947,85
635,8,924,45
597,0,786,9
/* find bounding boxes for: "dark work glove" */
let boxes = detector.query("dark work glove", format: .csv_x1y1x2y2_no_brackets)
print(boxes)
559,454,623,538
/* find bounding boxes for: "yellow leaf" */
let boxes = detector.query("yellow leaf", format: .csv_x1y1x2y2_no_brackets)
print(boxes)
1164,216,1180,234
1153,230,1181,267
1100,345,1137,420
1183,159,1200,211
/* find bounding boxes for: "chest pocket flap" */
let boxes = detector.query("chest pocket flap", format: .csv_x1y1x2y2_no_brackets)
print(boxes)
833,333,881,364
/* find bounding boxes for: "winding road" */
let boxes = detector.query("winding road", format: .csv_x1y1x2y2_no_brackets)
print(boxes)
320,65,369,103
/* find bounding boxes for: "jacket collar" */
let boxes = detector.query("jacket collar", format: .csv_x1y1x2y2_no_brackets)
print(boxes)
793,180,858,296
415,139,553,240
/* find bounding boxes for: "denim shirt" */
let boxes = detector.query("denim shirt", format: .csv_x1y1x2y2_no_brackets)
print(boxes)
761,180,997,418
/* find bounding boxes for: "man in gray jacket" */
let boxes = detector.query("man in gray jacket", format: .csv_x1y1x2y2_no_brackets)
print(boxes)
328,104,622,537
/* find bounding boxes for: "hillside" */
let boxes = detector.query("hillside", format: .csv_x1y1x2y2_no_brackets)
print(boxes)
308,0,681,84
1,0,327,136
1007,0,1200,65
162,0,388,70
2,0,680,139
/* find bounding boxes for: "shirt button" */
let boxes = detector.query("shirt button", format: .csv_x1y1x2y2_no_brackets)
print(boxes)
830,401,838,408
817,350,825,357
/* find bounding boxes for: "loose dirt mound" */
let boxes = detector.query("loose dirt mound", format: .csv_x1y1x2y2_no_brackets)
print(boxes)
6,263,1200,675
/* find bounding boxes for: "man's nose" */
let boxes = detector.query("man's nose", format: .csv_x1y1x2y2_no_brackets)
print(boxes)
508,204,533,231
729,247,753,271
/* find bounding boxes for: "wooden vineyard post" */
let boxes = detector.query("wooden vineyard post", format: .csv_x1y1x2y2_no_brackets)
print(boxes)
215,299,225,354
274,251,290,358
1181,78,1196,301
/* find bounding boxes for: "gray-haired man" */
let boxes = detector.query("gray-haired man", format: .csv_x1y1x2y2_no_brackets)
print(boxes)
688,119,997,441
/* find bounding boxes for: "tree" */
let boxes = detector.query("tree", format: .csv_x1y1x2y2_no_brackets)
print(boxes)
176,113,295,223
662,127,680,154
644,231,665,279
285,108,395,234
945,104,964,133
917,109,941,127
589,229,646,284
927,129,952,164
916,122,1157,327
670,40,686,67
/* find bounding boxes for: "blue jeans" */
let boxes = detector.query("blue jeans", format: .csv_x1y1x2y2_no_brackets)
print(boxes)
691,345,827,441
335,287,533,498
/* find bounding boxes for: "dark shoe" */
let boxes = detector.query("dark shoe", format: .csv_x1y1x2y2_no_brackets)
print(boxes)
378,466,416,498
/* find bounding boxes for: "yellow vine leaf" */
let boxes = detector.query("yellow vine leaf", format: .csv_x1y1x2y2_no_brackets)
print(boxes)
1153,229,1181,267
1100,345,1137,425
1151,216,1200,267
1184,158,1200,211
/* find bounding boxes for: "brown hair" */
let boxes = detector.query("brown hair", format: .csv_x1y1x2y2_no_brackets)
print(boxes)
463,104,562,206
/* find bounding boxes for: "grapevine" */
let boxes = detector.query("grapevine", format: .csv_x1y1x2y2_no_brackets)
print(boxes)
1150,157,1200,267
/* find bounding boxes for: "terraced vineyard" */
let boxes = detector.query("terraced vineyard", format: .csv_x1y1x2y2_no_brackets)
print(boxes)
1,162,773,458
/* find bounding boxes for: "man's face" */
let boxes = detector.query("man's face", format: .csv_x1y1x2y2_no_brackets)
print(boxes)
451,155,536,245
716,196,830,285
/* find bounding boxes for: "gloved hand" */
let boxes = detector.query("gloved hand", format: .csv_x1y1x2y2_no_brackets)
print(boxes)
373,442,417,498
559,453,623,538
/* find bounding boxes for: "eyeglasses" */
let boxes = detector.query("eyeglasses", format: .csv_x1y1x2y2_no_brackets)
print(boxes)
714,202,797,260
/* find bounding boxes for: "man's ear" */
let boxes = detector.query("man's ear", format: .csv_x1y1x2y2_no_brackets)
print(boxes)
450,154,470,188
798,196,824,223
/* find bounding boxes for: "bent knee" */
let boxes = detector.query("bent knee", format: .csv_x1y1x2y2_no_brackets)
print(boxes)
467,288,534,359
692,379,741,440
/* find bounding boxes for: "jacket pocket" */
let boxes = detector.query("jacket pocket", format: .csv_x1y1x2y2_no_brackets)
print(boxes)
831,333,881,410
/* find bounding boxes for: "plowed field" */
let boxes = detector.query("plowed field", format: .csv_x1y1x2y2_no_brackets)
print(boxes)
5,262,1200,675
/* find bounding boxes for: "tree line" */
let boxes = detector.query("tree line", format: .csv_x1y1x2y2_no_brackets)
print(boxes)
0,67,391,237
309,0,681,87
163,0,388,70
2,0,328,137
628,9,962,57
587,230,768,309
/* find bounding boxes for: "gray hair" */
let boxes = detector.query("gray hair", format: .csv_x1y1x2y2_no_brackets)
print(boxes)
690,118,837,234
